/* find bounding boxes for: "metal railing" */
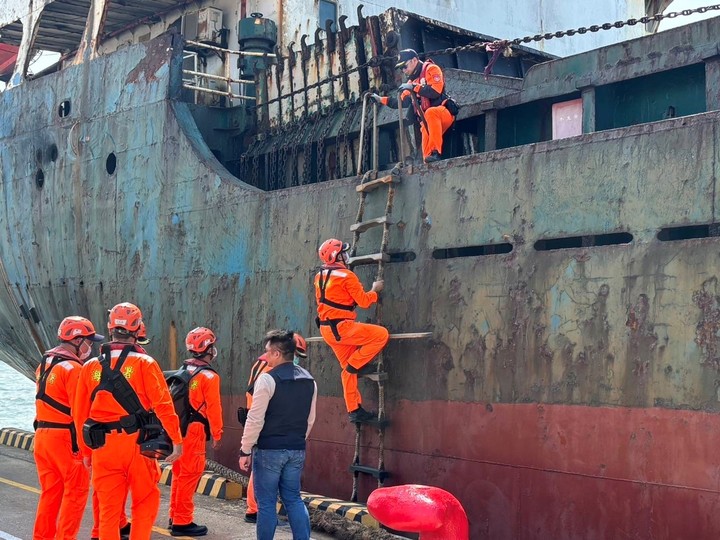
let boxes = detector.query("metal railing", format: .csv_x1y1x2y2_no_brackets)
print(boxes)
182,40,276,106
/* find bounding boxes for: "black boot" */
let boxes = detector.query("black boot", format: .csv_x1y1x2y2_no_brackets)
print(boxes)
345,361,378,375
348,406,377,423
171,522,208,537
243,512,257,523
120,522,131,538
425,150,441,163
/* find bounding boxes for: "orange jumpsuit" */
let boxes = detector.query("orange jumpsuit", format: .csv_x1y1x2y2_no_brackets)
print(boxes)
315,264,389,412
33,346,90,540
73,343,182,540
169,361,223,527
243,355,270,515
381,60,455,159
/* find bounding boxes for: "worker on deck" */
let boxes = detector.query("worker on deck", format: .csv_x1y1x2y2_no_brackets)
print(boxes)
371,48,457,163
73,302,183,540
168,327,224,537
32,316,103,540
315,238,388,423
241,333,308,523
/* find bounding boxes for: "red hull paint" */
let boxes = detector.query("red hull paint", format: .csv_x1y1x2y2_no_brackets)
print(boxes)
217,394,720,538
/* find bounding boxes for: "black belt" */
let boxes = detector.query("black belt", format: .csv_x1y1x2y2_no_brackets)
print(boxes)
319,318,351,342
36,420,79,453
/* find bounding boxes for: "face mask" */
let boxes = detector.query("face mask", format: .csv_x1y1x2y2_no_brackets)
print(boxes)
293,355,300,365
78,339,93,361
210,346,218,361
340,251,349,265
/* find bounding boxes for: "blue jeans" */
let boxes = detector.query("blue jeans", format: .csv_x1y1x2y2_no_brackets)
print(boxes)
252,448,310,540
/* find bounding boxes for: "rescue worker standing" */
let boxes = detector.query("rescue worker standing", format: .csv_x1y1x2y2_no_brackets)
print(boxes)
73,302,183,540
239,330,317,540
33,316,104,540
315,239,388,423
371,48,456,163
241,333,308,524
168,327,224,537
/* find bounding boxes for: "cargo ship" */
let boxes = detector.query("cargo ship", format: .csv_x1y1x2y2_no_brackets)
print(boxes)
2,0,720,537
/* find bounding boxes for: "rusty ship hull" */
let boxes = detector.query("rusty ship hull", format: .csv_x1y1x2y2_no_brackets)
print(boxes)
2,4,720,539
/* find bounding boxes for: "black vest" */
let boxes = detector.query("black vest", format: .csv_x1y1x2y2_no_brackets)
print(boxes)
257,362,315,450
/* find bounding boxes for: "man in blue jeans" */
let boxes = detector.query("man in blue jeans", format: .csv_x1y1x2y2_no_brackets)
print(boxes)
239,330,317,539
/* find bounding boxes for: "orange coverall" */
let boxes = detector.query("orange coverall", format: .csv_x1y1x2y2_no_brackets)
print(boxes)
243,355,269,514
73,344,182,540
381,60,455,159
315,265,389,412
169,362,223,527
33,347,90,540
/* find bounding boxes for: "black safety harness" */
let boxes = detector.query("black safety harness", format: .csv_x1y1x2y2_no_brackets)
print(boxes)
317,268,356,341
35,354,80,452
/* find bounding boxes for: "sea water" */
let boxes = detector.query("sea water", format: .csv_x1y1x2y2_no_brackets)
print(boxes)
0,362,36,432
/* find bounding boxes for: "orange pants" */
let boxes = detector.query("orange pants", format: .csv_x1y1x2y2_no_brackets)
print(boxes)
420,105,455,158
33,428,90,540
91,489,129,538
169,422,206,526
92,432,160,540
321,320,389,412
246,472,258,514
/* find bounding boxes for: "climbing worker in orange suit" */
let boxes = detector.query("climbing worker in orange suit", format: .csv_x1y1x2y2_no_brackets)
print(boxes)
90,316,141,540
168,327,224,537
371,48,457,163
73,302,183,540
32,316,104,540
242,333,308,523
315,239,388,423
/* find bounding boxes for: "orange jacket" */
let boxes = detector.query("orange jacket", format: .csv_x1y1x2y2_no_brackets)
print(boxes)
73,343,182,458
314,265,378,321
35,346,83,424
184,361,223,442
381,60,446,112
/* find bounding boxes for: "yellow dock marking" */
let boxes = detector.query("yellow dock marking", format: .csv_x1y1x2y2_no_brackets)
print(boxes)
0,476,192,539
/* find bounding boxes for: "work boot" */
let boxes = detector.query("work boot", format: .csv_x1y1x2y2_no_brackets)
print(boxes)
120,522,131,538
168,518,173,530
244,512,257,523
425,150,441,163
171,522,208,537
348,406,377,423
345,361,378,375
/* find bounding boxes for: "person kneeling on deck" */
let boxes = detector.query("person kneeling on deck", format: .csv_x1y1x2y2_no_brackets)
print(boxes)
241,333,308,524
33,316,104,540
73,302,183,540
168,327,224,537
239,330,317,540
315,238,389,423
370,48,457,164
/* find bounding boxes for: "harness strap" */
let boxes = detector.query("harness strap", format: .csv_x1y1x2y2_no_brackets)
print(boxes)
35,421,80,453
319,318,351,342
318,269,356,312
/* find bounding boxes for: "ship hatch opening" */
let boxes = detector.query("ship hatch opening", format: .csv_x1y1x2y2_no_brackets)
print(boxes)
534,232,633,251
657,224,720,241
433,243,513,259
387,251,416,263
106,153,117,175
35,169,44,189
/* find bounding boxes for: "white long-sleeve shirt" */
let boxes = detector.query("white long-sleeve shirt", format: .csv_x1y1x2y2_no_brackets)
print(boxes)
240,371,317,455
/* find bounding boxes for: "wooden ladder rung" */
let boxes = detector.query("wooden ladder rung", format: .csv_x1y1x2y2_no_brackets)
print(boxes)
356,174,401,193
349,464,390,481
350,216,393,234
347,252,389,266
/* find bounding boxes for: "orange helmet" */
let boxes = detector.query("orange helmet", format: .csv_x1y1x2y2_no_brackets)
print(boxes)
137,321,150,345
58,316,104,342
293,333,307,358
186,327,216,355
318,238,349,265
107,302,143,333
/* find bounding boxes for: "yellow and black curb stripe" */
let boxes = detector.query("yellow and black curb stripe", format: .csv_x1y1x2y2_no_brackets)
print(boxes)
278,492,379,528
159,464,242,500
0,427,34,451
0,428,241,500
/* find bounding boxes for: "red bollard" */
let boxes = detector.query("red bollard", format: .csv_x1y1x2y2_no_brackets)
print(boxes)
367,484,469,540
